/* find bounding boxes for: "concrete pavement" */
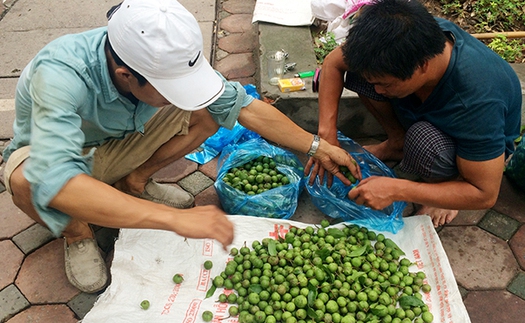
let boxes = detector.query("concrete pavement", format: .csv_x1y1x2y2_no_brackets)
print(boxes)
1,0,525,322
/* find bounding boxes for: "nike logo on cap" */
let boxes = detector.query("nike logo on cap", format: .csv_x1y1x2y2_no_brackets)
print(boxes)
188,51,201,67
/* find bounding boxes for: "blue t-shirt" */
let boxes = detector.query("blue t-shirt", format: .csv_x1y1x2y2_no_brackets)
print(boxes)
393,18,521,161
2,27,254,236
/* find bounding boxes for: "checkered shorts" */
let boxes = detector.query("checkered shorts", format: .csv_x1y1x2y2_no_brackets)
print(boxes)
344,72,388,102
399,121,458,179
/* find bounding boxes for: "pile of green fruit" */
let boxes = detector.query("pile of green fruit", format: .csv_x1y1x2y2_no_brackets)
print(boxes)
222,156,291,195
206,221,434,323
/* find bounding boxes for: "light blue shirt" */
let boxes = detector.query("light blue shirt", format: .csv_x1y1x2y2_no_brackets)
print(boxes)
3,27,254,236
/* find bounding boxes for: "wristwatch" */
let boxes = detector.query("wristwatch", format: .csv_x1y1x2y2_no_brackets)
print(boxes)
307,135,320,156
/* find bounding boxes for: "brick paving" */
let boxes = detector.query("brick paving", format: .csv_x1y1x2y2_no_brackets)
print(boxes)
1,0,525,322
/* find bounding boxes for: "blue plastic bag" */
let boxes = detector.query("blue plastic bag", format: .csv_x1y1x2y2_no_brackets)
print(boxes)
306,132,406,233
185,122,259,164
185,84,261,164
215,137,305,219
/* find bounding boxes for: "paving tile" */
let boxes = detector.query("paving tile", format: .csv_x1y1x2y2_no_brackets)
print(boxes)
178,171,214,196
0,284,29,323
152,158,198,183
198,157,219,180
67,292,99,320
222,0,256,14
0,240,24,291
194,185,222,208
0,192,35,239
215,53,257,80
509,224,525,270
478,209,521,241
219,14,255,33
12,223,54,254
438,226,519,290
464,290,525,323
215,48,229,61
0,77,17,99
448,209,487,226
507,271,525,300
7,304,77,323
492,176,525,223
16,239,80,303
0,110,14,140
457,285,469,300
180,0,216,22
218,32,258,54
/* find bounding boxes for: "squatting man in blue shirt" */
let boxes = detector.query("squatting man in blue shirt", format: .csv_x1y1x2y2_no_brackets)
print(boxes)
308,0,521,227
2,0,360,293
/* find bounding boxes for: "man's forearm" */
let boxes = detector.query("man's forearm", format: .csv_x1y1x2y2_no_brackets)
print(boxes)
237,100,313,154
49,174,176,231
396,179,498,210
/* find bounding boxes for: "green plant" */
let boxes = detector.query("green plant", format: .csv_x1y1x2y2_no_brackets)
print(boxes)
313,31,341,64
487,35,525,63
440,0,525,32
441,0,462,15
471,0,525,32
439,0,525,63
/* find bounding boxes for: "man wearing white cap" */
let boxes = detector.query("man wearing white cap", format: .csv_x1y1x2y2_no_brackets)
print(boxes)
2,0,360,293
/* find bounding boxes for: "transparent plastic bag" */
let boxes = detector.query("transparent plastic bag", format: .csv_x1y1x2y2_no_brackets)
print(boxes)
215,137,305,219
306,132,406,233
506,138,525,191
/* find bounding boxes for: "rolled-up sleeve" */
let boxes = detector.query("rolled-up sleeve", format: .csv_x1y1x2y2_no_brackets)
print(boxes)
206,72,255,129
24,61,93,236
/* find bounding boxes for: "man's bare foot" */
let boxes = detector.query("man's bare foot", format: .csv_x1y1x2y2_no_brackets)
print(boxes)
416,205,458,228
63,220,94,245
363,139,404,161
113,174,149,196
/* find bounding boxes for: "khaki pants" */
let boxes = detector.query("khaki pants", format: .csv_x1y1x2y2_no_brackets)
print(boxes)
4,105,191,194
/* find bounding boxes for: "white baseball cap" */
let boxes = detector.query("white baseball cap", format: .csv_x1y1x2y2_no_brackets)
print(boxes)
107,0,225,110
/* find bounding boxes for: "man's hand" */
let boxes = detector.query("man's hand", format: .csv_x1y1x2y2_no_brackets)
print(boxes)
173,205,234,251
348,176,398,210
306,138,362,186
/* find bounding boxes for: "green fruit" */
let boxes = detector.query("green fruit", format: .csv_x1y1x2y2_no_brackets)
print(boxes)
422,311,434,323
213,275,224,287
229,305,239,316
204,260,213,270
202,310,214,322
140,300,150,310
294,295,307,308
422,284,432,293
172,274,184,284
207,224,434,323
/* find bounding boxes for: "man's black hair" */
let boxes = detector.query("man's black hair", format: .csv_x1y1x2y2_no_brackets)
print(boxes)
342,0,447,80
106,38,148,86
105,2,147,86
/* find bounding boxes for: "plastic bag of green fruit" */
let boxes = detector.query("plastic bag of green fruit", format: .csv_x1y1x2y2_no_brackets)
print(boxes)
306,132,406,233
215,137,305,219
